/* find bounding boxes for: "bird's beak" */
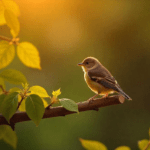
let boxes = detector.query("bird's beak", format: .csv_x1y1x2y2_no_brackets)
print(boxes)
77,63,84,66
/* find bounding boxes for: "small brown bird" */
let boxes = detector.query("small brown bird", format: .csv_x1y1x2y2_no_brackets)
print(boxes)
78,57,132,100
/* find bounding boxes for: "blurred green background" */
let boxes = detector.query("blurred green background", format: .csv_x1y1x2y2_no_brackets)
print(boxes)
0,0,150,149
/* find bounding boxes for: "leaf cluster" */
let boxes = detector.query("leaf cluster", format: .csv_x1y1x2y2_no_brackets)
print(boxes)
0,0,41,69
80,129,150,150
0,69,78,149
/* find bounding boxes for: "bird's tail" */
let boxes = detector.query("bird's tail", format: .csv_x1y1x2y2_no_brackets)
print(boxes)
118,89,132,100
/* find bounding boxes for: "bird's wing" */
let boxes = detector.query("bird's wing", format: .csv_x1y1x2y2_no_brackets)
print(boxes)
90,76,120,92
88,66,131,100
88,67,121,92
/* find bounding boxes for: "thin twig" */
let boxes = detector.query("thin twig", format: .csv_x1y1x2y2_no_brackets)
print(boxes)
46,102,53,109
0,35,12,42
0,85,5,92
16,96,24,110
0,95,125,126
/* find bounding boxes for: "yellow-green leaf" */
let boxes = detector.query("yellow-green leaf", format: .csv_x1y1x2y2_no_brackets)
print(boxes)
29,85,49,98
0,2,5,25
9,87,21,93
0,69,27,85
22,83,29,90
60,98,78,112
19,97,48,111
0,125,6,139
4,9,20,37
115,146,131,150
42,98,49,108
18,96,25,112
25,94,45,126
79,138,107,150
149,128,150,139
138,139,150,150
2,0,20,16
0,125,17,149
1,92,18,122
0,41,15,69
17,42,41,69
0,77,5,92
52,88,61,98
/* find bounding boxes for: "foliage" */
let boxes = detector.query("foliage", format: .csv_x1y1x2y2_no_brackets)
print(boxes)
29,85,50,98
0,125,17,149
25,94,45,126
80,130,150,150
0,41,15,69
0,0,41,69
0,71,78,148
0,69,27,85
1,92,18,122
60,98,79,113
79,138,107,150
138,140,150,150
0,1,78,148
0,0,147,150
17,42,41,70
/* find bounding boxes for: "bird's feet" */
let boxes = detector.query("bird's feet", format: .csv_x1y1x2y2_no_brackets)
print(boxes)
87,94,99,104
102,93,109,99
87,98,94,104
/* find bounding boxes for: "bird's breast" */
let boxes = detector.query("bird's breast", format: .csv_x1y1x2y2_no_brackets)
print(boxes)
84,72,113,95
84,72,102,94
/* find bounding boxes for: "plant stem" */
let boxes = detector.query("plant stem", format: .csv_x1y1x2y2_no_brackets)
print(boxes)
0,85,5,92
16,97,24,110
0,35,12,42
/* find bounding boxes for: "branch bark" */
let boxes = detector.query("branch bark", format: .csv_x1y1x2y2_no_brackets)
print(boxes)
0,95,125,126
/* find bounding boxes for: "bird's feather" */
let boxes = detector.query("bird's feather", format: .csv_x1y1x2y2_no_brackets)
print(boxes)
88,65,132,100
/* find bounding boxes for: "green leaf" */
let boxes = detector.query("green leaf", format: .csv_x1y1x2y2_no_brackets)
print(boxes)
0,125,6,139
79,138,107,150
138,139,150,150
25,94,45,126
0,41,15,69
115,146,131,150
0,69,27,85
4,9,20,37
0,125,17,149
29,85,49,98
52,88,61,98
19,95,48,112
0,77,6,92
1,92,18,122
2,0,20,16
60,98,78,112
0,94,7,113
17,42,41,69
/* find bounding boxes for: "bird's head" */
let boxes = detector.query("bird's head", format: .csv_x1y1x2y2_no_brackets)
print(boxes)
78,57,100,72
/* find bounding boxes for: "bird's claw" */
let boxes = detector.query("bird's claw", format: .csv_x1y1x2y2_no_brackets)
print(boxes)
87,98,94,104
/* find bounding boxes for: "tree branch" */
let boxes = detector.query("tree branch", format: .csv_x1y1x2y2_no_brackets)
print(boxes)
0,95,125,126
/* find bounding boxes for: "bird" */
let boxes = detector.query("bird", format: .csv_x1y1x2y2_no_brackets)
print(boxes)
78,57,132,101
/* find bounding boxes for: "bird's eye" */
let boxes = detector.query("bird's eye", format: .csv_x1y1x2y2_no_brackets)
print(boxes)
86,62,89,65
